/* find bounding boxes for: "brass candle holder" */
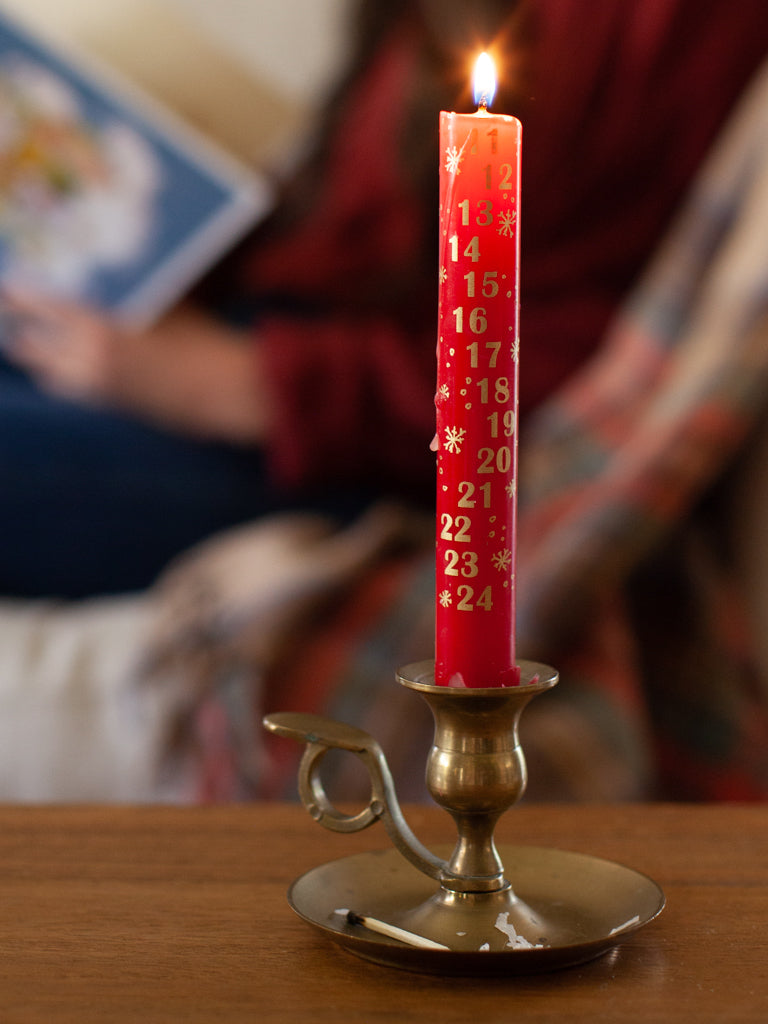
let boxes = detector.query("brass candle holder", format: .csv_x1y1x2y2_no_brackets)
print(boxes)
263,659,664,975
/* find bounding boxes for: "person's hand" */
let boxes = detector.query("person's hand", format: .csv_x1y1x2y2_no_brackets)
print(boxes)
0,288,271,444
1,287,129,403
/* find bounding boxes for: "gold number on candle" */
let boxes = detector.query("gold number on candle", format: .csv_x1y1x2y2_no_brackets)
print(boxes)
499,163,515,191
463,551,479,576
448,235,481,263
457,481,492,508
478,446,512,473
455,517,472,542
487,128,498,154
457,481,476,507
456,585,493,611
482,271,499,296
496,447,512,473
453,306,487,333
476,376,509,404
440,514,472,542
467,340,502,367
464,236,481,262
487,409,516,438
471,307,488,333
465,274,498,301
444,550,479,578
458,200,493,226
476,200,493,226
485,163,517,191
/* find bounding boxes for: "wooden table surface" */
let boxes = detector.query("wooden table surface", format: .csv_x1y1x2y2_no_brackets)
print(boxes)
0,801,765,1022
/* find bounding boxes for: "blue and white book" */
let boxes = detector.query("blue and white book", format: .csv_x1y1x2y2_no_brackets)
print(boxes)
0,7,272,327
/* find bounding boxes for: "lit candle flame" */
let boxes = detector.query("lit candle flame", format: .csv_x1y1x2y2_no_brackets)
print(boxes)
473,51,496,110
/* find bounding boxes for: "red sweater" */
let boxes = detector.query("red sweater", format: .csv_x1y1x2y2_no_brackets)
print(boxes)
239,0,768,500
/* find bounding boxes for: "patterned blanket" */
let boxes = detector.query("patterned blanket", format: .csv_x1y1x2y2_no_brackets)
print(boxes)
515,56,768,800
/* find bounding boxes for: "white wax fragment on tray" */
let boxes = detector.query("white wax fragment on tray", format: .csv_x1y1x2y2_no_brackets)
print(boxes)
608,914,641,936
494,912,545,950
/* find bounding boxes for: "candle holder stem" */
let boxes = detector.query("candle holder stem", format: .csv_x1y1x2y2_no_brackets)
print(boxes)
399,660,556,892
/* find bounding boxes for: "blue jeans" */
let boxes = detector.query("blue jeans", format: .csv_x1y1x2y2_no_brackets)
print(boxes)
0,359,363,598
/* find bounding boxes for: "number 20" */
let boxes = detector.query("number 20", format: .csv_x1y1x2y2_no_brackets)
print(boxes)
478,447,512,473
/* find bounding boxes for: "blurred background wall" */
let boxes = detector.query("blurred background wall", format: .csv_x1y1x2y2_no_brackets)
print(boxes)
0,0,353,169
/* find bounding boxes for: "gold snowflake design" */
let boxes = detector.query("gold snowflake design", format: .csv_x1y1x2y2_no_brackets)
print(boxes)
497,209,517,237
439,589,452,607
445,145,464,174
492,549,513,572
443,426,466,454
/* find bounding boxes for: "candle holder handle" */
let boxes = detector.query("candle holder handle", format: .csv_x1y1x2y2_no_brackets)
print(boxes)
263,711,445,881
263,660,556,891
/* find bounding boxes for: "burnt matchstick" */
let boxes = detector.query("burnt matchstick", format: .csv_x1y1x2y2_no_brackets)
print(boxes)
341,910,450,950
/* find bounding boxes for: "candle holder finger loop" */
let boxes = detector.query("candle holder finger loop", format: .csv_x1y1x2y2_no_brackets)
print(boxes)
297,740,380,833
264,711,444,879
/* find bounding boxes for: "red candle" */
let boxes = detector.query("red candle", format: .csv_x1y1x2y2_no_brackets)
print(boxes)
434,52,521,688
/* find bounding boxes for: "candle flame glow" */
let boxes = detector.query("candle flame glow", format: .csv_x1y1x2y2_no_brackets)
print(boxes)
473,51,496,109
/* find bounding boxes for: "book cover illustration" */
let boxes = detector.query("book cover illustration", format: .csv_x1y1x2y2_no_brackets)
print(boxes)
0,9,271,327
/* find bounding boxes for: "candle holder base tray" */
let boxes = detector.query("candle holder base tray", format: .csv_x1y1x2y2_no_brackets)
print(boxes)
288,843,663,975
263,660,664,976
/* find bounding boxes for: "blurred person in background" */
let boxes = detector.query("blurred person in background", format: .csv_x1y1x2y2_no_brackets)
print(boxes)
1,0,767,603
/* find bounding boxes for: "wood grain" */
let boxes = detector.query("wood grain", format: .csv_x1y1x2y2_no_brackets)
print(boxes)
0,803,765,1022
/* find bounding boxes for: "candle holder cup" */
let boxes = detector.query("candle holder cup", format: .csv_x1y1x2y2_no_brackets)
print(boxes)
263,659,664,975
